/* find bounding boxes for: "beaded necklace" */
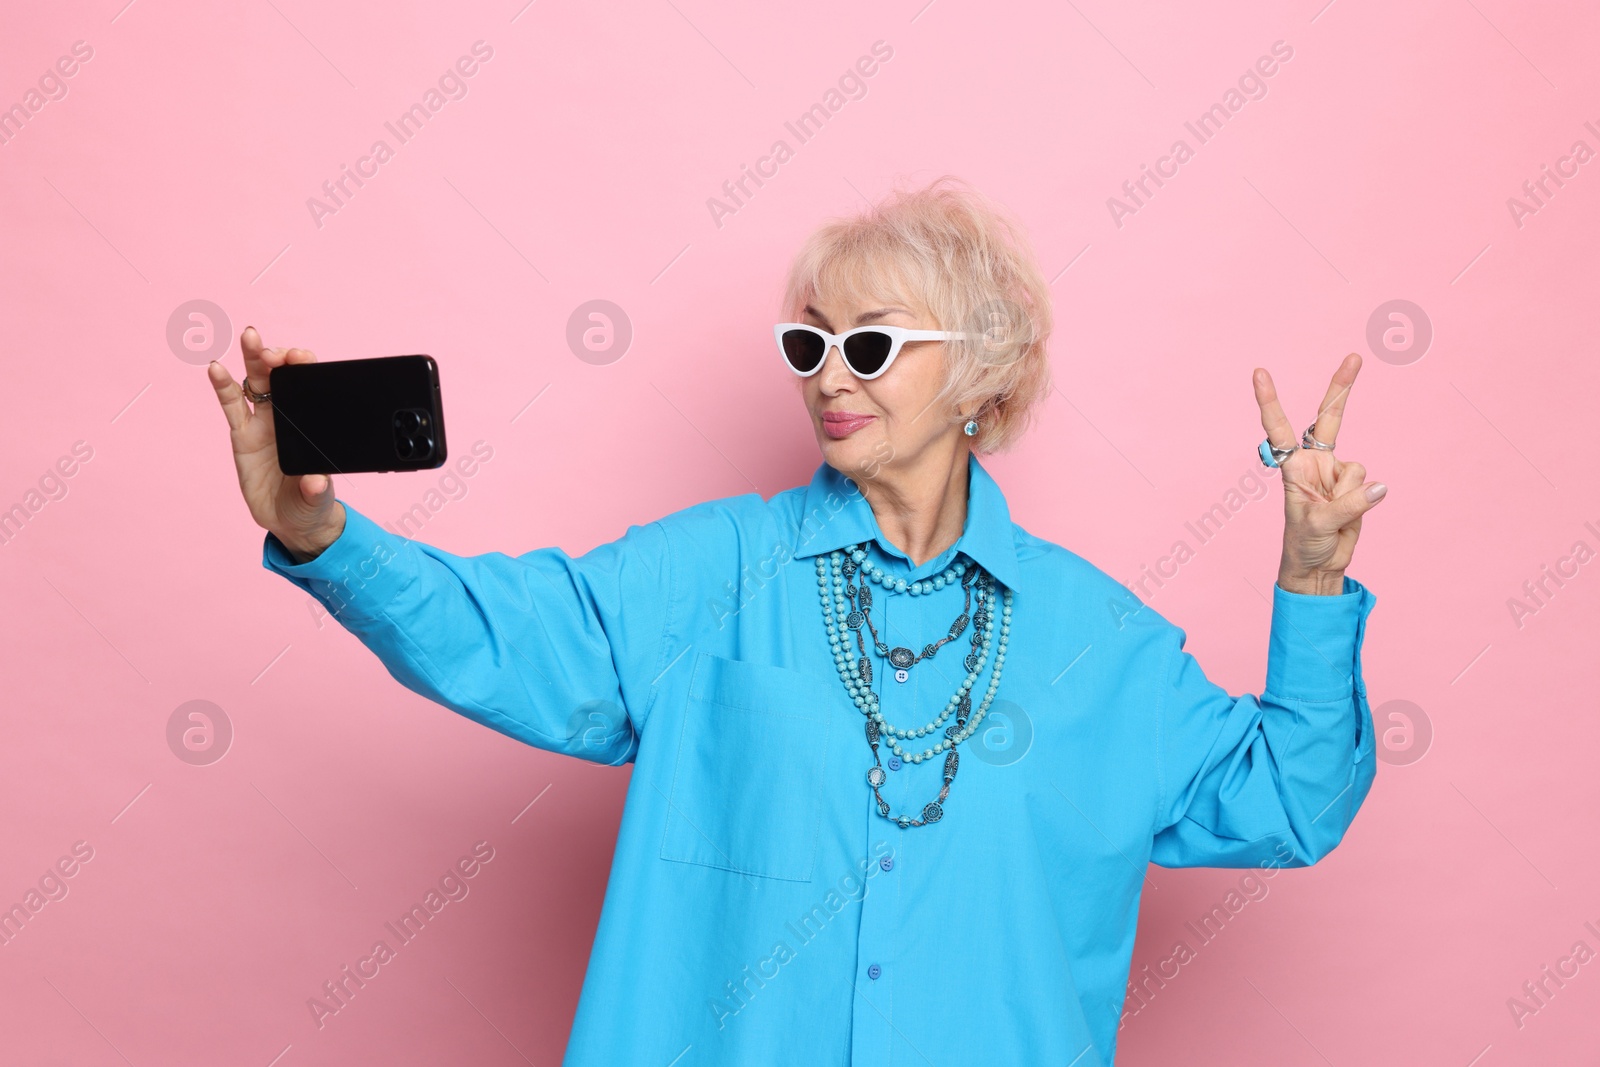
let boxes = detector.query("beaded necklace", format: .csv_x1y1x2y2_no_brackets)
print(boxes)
816,543,1015,828
843,545,976,683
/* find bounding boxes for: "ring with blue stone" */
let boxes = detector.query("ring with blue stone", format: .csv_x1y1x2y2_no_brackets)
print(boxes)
1258,438,1297,468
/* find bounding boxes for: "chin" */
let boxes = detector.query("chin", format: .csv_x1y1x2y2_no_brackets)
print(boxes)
817,426,890,480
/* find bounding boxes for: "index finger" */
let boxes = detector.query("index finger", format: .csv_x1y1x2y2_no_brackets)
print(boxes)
240,327,317,397
240,326,276,397
1308,352,1361,448
1252,368,1299,449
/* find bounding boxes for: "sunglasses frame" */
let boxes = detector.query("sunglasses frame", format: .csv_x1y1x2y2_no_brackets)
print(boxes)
774,323,977,381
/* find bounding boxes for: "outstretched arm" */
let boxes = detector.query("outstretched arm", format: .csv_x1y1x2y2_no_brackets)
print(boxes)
210,326,671,763
262,504,672,764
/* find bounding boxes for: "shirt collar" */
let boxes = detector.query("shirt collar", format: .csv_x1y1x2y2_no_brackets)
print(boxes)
790,451,1023,592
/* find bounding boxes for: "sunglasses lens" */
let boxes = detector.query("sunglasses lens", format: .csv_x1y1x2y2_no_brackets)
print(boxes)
780,329,826,374
843,331,893,376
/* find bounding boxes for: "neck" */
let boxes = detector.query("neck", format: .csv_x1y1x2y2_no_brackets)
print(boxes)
856,444,971,568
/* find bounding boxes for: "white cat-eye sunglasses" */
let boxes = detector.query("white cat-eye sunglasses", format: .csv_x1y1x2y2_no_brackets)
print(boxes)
774,323,977,381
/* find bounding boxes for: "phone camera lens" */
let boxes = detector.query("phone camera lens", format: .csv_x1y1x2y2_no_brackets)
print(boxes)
395,436,415,460
396,410,421,433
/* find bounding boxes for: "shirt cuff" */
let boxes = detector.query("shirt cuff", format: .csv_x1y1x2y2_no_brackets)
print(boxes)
261,502,415,622
1264,574,1377,702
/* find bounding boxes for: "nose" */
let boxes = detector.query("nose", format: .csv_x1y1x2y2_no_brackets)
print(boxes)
816,343,854,392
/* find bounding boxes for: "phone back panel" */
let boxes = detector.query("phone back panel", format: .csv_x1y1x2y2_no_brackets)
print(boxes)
270,355,447,475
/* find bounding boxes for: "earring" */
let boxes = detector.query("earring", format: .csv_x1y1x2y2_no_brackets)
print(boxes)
962,419,979,437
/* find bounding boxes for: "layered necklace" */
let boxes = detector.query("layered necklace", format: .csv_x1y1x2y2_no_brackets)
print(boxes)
815,543,1014,828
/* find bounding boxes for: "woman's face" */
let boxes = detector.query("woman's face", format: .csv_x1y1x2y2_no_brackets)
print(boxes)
797,287,964,481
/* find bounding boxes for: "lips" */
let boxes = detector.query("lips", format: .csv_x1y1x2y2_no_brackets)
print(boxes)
821,411,876,439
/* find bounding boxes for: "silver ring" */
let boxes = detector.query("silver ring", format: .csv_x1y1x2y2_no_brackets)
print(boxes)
1301,422,1335,451
1259,438,1297,468
241,378,271,404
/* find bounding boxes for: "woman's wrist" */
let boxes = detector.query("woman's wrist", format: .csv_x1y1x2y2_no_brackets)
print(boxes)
1276,568,1346,596
275,504,347,565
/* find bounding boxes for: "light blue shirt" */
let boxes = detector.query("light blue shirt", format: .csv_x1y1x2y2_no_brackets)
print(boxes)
264,452,1377,1066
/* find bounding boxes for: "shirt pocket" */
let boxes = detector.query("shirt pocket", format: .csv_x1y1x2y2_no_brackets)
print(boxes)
659,650,832,883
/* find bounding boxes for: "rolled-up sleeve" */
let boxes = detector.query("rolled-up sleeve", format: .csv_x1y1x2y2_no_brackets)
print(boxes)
262,500,674,764
1150,575,1378,869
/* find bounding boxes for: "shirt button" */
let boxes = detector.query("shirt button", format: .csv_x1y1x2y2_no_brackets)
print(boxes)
887,756,902,771
880,856,894,872
867,964,882,980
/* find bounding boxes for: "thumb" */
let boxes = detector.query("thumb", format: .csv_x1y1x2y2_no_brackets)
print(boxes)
297,473,334,505
1329,480,1386,527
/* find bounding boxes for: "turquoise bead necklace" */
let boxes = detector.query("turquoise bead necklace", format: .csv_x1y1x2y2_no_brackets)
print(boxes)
844,545,977,683
816,543,1014,828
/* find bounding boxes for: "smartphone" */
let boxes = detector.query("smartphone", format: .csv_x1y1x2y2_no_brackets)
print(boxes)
270,354,447,475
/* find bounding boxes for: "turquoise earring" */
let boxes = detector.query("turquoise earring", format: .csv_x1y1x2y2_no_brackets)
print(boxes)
962,419,978,437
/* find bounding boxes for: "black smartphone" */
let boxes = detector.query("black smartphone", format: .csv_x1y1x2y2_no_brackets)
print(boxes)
270,354,447,475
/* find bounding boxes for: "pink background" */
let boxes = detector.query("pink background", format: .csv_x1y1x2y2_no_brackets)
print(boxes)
2,0,1597,1063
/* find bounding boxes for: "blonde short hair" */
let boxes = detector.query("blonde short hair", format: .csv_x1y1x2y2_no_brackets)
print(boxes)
780,175,1054,453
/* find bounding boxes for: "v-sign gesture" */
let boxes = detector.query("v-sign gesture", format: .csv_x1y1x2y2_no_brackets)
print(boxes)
1255,353,1387,596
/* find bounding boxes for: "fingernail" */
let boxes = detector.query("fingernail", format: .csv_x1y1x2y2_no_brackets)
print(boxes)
1365,483,1387,501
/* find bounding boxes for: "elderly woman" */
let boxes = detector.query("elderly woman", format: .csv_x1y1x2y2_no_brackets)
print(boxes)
207,177,1382,1066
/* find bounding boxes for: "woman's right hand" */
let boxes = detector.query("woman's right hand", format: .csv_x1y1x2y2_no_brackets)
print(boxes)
207,326,346,563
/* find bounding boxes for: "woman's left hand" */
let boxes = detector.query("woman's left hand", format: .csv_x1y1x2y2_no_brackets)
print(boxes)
1254,353,1386,596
